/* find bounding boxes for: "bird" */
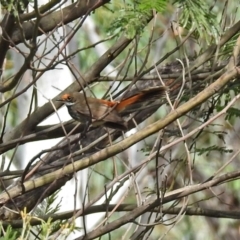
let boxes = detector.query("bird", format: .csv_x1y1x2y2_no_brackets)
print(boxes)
56,86,167,131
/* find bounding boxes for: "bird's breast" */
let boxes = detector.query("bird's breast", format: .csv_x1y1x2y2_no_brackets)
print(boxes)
67,106,91,122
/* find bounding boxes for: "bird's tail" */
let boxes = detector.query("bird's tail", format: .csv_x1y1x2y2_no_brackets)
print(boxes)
116,86,167,114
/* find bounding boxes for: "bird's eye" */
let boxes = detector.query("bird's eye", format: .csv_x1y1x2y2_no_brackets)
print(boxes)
67,96,71,101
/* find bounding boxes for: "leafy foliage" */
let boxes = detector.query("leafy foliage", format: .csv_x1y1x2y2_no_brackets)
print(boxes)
108,0,167,38
0,225,18,240
138,0,167,12
1,0,240,239
176,0,221,44
35,191,67,237
195,145,233,156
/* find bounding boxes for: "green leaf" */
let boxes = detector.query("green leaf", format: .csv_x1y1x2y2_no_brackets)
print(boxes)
176,0,221,44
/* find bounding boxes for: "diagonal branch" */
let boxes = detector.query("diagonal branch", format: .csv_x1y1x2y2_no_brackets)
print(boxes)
11,0,111,45
77,170,240,240
2,35,134,146
0,65,237,218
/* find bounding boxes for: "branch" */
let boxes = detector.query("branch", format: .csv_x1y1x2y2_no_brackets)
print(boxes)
0,66,237,215
3,204,240,228
1,35,134,148
0,14,15,75
71,170,240,239
11,0,111,45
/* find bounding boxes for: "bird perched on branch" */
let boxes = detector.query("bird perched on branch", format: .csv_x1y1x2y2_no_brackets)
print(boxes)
56,86,167,131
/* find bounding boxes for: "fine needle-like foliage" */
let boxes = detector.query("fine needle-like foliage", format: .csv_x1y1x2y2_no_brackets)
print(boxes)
0,0,240,239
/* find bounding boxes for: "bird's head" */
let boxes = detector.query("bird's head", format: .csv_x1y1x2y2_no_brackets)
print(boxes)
56,93,76,106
